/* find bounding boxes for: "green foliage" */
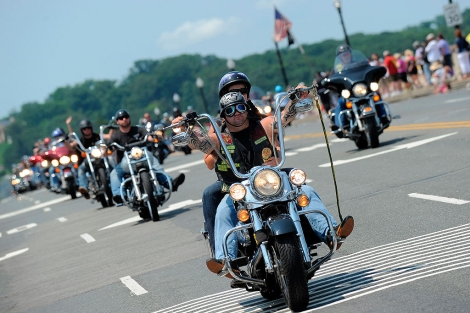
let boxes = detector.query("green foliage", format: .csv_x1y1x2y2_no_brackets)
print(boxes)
1,8,470,170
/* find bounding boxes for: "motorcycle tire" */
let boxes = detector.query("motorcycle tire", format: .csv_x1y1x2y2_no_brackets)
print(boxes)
97,168,111,208
140,172,160,222
364,117,380,148
67,179,77,199
354,135,368,149
272,234,309,312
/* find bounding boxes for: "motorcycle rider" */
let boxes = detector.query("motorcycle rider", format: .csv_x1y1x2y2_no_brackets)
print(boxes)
331,44,390,131
172,71,355,278
47,128,75,193
108,109,185,204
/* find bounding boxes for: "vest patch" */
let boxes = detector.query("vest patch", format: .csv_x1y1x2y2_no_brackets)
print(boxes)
254,136,267,145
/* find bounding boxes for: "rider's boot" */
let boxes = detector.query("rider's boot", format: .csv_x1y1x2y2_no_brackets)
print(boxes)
334,215,354,250
78,186,90,199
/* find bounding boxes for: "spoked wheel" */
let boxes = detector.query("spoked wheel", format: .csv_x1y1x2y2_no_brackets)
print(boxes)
364,117,380,148
140,172,160,222
272,234,309,312
97,168,112,208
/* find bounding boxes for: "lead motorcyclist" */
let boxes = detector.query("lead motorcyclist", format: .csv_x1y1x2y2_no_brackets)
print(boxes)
331,44,390,131
47,128,75,193
172,71,355,280
108,109,185,204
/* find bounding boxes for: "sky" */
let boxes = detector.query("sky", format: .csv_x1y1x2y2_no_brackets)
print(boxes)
1,0,470,119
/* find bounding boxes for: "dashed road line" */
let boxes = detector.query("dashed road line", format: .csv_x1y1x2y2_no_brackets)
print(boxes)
409,193,469,205
0,196,69,220
6,223,38,235
120,276,148,296
44,207,51,212
57,217,68,222
0,248,29,263
80,233,96,243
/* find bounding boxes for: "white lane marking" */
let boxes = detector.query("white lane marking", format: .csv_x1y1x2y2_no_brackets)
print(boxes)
296,143,327,152
6,223,38,235
285,152,298,156
409,193,470,205
319,132,457,167
120,276,148,296
306,179,313,183
165,159,205,173
98,199,203,231
34,200,40,204
445,96,470,103
57,217,68,222
0,196,69,220
330,138,350,143
44,207,51,212
178,169,190,173
0,232,2,238
80,233,96,243
0,248,29,262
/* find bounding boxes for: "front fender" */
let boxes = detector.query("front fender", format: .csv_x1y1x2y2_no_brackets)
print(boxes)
266,215,297,236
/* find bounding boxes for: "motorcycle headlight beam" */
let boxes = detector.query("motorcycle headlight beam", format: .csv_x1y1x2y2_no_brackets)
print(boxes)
51,159,59,167
70,155,79,163
41,160,49,168
352,83,368,97
59,156,71,165
370,82,379,91
253,169,282,197
341,89,351,99
229,183,246,201
289,169,306,186
263,106,272,114
90,147,102,158
130,147,143,159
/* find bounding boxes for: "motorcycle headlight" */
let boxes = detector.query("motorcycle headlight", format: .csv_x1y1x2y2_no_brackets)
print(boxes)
19,170,29,178
59,156,71,165
51,159,59,167
370,82,379,91
263,106,272,114
289,169,306,186
341,89,351,99
256,106,263,113
11,178,21,185
41,160,49,168
130,147,143,159
352,83,368,97
253,169,282,197
91,147,102,158
229,183,246,201
71,155,79,163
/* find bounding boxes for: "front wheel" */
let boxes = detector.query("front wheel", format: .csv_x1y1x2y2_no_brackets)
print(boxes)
364,117,380,148
140,172,160,221
66,178,77,199
272,234,309,312
97,167,112,208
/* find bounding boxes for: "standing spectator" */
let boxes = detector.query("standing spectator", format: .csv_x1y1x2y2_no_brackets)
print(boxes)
406,55,422,89
437,33,453,70
383,50,401,95
414,41,430,86
369,53,380,66
394,52,409,90
425,33,442,72
453,28,470,79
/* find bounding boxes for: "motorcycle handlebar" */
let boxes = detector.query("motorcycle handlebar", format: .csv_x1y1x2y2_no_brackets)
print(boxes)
108,133,150,151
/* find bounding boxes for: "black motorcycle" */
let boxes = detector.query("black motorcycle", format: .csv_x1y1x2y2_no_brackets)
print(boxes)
322,49,392,149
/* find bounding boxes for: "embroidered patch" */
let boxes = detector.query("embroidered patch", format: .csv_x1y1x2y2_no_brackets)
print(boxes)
262,147,272,161
254,136,267,145
221,133,233,144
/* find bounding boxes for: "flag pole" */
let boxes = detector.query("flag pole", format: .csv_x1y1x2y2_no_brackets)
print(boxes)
274,40,289,88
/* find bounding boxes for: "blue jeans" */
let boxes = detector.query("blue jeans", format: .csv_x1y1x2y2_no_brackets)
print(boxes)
49,167,60,189
422,62,432,85
334,96,387,127
78,162,87,188
110,155,169,197
202,181,224,251
214,185,338,259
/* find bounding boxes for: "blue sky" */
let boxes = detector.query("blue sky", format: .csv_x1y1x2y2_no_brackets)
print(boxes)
1,0,469,118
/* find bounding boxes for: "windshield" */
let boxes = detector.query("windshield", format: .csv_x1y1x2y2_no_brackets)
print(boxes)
333,49,370,73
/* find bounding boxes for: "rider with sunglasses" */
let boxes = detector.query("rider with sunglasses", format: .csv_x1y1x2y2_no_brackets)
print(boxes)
172,71,354,282
108,109,185,206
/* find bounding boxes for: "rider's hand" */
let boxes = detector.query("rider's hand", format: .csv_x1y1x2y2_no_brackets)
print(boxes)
172,116,186,132
295,85,309,100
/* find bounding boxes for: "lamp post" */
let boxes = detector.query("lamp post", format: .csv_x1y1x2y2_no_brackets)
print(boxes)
227,59,236,71
195,77,209,114
172,92,180,111
334,0,351,47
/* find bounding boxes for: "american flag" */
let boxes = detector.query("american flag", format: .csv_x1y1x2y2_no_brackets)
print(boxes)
274,8,292,42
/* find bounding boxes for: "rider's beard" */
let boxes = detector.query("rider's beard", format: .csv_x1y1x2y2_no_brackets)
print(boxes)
226,113,248,128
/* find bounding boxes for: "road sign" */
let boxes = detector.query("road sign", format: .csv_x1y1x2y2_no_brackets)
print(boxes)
443,3,463,27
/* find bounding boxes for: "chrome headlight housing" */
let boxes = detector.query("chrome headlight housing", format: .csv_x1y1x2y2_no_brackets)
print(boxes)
289,169,306,186
41,160,49,168
229,183,246,201
130,147,143,159
90,147,102,158
252,169,282,197
341,89,351,99
59,156,71,165
51,159,59,167
352,83,368,97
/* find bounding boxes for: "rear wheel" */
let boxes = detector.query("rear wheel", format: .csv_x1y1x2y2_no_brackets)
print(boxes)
273,234,309,312
140,172,160,221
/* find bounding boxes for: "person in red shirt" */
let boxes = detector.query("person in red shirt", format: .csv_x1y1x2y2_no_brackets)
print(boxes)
383,50,402,95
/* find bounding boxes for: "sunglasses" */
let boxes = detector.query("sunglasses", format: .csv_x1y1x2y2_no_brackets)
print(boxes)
117,115,130,121
224,104,247,117
228,87,248,95
82,127,92,130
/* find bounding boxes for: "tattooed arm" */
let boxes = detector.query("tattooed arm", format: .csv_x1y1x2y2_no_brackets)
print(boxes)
278,85,310,127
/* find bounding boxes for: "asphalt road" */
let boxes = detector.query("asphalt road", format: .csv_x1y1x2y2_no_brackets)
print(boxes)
1,89,469,313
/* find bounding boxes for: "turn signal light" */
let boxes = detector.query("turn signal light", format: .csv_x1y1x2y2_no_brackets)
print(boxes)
373,94,381,102
346,101,353,109
55,168,60,173
107,149,113,155
73,164,79,169
363,107,373,113
81,152,87,158
237,209,250,222
297,194,310,207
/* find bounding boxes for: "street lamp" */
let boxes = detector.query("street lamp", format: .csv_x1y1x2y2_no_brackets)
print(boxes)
227,59,236,71
333,0,351,47
172,92,180,110
196,77,210,114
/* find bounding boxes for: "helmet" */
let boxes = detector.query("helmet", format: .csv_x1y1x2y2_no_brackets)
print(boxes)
79,119,93,130
51,128,65,138
335,44,351,56
218,71,251,99
275,85,283,93
115,109,130,120
219,91,247,116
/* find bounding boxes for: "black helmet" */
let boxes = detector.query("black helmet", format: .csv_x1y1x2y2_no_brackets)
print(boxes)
115,109,130,120
219,92,247,117
79,119,93,130
335,44,351,56
218,71,251,99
